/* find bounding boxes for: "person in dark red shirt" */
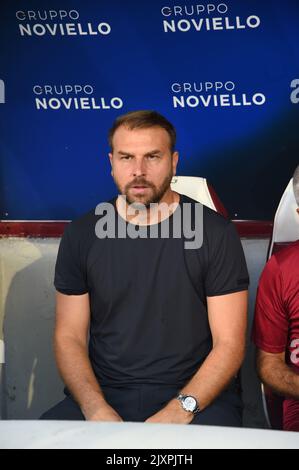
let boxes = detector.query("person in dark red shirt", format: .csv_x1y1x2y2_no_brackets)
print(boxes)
252,164,299,431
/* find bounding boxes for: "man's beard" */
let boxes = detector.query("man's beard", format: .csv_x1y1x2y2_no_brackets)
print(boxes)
114,168,174,209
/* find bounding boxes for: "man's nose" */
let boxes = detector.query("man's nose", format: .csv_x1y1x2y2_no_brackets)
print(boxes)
132,159,146,177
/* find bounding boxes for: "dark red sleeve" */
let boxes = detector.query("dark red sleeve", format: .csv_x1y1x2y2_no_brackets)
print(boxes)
252,255,288,353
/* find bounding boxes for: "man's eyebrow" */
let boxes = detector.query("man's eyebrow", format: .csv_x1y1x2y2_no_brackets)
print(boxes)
118,151,134,156
117,149,162,156
144,149,162,156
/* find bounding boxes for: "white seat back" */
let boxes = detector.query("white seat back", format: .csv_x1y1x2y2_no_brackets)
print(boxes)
268,178,299,258
170,176,217,211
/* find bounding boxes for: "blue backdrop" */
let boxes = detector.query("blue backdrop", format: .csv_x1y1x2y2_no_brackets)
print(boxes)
1,0,299,220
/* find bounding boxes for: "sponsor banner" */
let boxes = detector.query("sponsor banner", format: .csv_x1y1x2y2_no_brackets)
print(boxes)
170,80,266,109
16,9,111,37
0,1,298,221
161,3,261,33
32,84,123,111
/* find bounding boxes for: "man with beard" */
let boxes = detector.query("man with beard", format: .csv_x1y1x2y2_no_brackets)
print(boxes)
41,110,249,426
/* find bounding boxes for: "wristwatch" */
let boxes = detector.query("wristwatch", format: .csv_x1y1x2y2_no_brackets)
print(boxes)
176,393,200,414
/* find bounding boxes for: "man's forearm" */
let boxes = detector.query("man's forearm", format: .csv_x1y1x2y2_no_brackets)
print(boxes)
178,342,244,411
54,335,118,419
257,355,299,401
145,342,244,424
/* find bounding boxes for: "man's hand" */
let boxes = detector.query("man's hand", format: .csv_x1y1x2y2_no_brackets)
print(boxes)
145,399,194,425
83,401,123,422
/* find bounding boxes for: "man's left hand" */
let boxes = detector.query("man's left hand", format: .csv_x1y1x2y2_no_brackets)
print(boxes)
144,398,194,424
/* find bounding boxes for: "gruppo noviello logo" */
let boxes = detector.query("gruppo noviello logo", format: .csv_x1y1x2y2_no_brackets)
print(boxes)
16,9,111,37
0,80,5,104
169,80,266,110
290,79,299,104
32,84,124,111
160,3,261,33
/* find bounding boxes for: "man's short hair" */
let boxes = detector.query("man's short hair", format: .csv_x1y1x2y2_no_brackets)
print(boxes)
108,110,176,152
293,164,299,206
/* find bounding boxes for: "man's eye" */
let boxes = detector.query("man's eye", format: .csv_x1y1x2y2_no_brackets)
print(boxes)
121,156,131,160
147,155,158,159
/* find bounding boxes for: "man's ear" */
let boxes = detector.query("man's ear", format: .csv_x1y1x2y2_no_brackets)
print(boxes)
172,151,179,176
296,207,299,215
108,152,113,175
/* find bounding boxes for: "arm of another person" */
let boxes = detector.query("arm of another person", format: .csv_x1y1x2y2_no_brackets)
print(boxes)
257,349,299,400
145,289,248,424
54,291,123,421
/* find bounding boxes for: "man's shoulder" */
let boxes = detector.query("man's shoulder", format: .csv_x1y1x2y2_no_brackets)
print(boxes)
260,241,299,286
272,240,299,271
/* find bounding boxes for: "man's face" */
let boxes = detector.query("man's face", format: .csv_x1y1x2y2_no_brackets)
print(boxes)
109,126,179,208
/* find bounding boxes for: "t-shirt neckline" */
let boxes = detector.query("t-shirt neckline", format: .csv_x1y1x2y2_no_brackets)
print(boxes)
112,193,185,228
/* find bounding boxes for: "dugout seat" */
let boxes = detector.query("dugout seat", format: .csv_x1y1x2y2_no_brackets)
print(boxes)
170,175,228,217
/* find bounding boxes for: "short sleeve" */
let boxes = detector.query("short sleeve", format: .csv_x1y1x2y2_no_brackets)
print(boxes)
251,256,288,353
205,221,249,296
54,223,89,295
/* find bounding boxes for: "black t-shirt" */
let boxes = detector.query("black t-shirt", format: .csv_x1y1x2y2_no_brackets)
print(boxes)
54,194,249,387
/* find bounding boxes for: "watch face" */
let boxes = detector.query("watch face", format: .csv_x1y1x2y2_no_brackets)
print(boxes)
183,396,197,412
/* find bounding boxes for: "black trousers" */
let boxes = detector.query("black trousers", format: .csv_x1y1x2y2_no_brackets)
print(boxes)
40,384,243,427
